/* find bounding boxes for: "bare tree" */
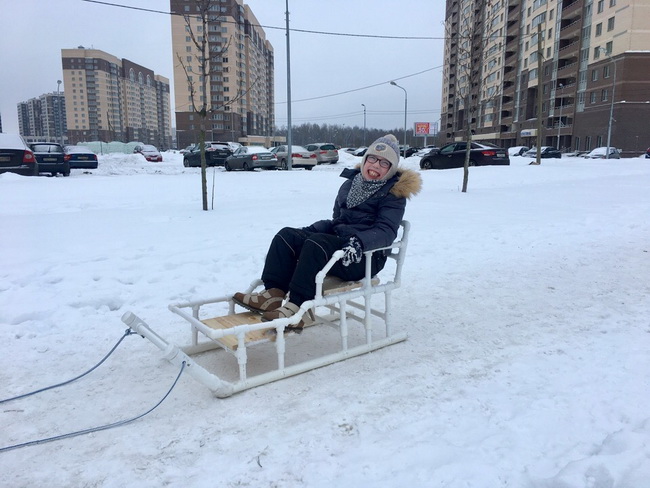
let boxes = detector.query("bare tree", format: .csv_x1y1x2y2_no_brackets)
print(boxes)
177,0,258,210
450,0,502,192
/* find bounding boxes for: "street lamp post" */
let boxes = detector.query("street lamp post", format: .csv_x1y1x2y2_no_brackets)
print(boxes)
285,0,293,170
556,83,563,150
600,48,617,159
361,103,366,146
390,81,408,157
56,80,63,145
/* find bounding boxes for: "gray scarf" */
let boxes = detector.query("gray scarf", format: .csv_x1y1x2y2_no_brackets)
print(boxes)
346,173,387,208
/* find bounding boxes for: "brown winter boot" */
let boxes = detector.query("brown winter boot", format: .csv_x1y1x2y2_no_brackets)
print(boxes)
261,302,315,333
232,288,285,313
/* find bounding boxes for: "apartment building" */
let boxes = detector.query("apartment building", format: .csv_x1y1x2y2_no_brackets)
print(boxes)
61,47,172,148
441,0,650,154
17,92,67,144
170,0,275,148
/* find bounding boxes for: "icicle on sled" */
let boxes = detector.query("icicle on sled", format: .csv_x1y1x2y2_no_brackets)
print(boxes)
122,221,411,398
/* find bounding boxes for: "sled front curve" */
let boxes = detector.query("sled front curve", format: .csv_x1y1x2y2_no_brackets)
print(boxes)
122,220,410,398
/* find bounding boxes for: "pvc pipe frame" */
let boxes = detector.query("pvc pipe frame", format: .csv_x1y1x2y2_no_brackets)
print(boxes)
122,221,410,398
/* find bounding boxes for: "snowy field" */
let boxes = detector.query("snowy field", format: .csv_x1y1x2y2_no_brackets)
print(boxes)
1,150,649,487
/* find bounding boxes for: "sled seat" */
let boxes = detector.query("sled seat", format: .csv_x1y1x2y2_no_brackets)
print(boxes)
321,275,380,295
122,220,411,398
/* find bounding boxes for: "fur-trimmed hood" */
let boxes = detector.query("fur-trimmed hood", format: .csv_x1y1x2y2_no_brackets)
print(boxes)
352,164,423,200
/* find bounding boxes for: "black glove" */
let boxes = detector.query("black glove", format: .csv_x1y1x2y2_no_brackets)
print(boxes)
341,236,363,267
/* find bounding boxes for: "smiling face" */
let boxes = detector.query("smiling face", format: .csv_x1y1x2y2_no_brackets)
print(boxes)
362,155,392,181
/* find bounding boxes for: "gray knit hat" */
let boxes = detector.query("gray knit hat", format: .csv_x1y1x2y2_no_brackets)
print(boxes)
362,134,400,180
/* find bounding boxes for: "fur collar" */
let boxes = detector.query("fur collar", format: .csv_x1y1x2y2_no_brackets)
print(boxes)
350,164,422,200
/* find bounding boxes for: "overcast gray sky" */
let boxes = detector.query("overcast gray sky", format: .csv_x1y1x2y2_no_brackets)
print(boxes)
0,0,445,134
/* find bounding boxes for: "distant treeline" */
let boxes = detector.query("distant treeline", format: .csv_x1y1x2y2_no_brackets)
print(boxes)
274,123,441,149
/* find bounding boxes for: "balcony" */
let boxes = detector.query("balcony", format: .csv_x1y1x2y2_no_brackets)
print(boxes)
560,17,581,37
562,0,582,16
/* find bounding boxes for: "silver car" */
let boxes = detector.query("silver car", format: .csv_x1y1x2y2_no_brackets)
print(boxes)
224,146,278,171
270,145,317,170
305,143,339,164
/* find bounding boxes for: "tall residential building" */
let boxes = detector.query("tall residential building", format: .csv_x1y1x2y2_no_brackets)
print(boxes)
61,47,172,148
170,0,275,148
17,92,67,144
441,0,650,155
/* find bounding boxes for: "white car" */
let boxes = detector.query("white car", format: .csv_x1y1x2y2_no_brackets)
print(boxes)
584,147,621,159
269,145,317,170
508,146,530,156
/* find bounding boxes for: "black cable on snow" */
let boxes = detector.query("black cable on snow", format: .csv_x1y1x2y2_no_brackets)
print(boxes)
0,328,137,405
0,361,186,454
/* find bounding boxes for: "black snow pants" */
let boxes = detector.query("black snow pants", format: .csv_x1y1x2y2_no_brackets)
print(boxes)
261,227,387,306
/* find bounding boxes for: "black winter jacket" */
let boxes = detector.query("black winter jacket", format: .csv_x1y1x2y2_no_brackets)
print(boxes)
306,166,422,251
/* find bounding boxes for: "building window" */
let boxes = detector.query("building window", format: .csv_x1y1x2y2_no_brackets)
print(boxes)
605,41,613,54
591,69,598,81
595,23,602,36
604,65,610,78
590,92,596,104
609,0,616,6
594,47,600,59
597,0,604,13
601,89,608,101
607,17,615,31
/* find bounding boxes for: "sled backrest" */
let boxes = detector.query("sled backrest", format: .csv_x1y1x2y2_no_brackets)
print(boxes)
316,220,410,298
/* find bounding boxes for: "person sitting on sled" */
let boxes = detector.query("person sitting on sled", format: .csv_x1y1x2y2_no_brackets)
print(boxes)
233,134,422,332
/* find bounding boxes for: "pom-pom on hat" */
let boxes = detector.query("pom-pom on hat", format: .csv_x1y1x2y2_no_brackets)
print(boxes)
362,134,400,180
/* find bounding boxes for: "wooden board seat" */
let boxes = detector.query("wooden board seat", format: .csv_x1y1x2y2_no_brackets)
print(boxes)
322,275,380,295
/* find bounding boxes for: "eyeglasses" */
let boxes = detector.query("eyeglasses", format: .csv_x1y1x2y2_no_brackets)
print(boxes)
366,155,391,169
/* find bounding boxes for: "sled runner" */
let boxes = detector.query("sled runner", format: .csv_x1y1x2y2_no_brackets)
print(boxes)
122,221,410,398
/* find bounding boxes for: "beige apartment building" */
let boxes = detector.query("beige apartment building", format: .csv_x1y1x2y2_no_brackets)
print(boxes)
441,0,650,155
170,0,275,148
61,47,172,148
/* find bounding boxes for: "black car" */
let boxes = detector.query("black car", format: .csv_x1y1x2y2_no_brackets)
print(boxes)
30,142,70,176
64,145,98,169
405,147,421,157
183,141,232,167
419,142,510,169
0,133,38,176
645,147,650,159
523,146,562,159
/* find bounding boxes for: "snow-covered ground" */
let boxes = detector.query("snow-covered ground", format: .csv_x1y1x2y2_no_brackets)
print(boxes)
1,150,649,487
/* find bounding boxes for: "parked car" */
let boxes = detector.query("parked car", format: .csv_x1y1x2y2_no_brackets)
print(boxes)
563,150,589,158
64,145,98,169
415,145,437,157
305,143,339,164
269,145,317,170
224,146,278,171
523,146,562,159
508,146,530,156
30,142,69,176
0,133,38,176
419,142,510,169
183,141,232,167
405,147,421,157
352,146,368,157
584,147,621,159
646,147,650,159
134,144,163,162
179,145,193,156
